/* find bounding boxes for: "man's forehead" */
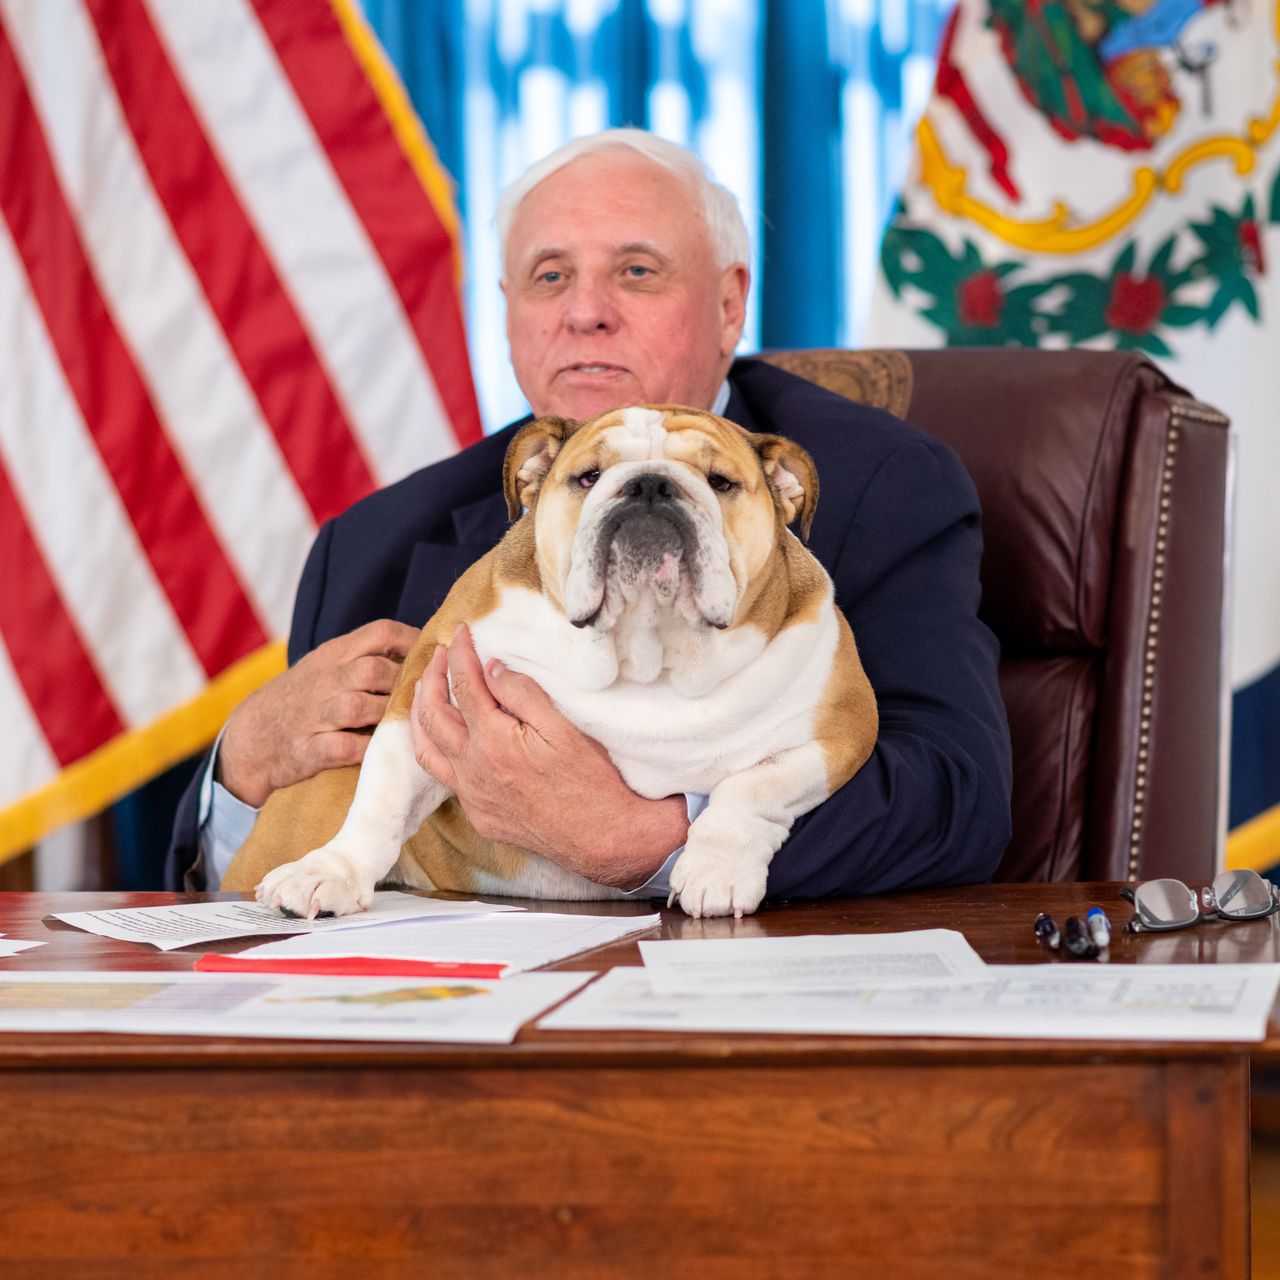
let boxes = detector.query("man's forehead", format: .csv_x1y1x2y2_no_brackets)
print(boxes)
527,148,689,202
515,237,671,265
505,153,707,259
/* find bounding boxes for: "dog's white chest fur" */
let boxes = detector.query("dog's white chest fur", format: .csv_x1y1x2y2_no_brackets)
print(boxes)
470,584,838,798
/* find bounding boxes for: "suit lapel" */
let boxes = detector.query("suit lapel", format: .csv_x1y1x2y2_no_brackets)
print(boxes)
725,371,758,434
450,491,509,545
396,539,494,625
393,478,510,625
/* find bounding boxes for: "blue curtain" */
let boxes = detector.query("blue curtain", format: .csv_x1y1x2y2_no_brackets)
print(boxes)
359,0,952,432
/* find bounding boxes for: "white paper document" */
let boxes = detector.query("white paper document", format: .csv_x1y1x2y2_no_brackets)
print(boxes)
639,930,987,995
236,911,663,974
0,939,44,958
541,964,1280,1042
51,891,520,951
0,970,589,1044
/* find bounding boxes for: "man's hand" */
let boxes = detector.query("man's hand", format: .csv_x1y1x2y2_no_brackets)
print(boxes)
217,619,420,808
410,625,689,889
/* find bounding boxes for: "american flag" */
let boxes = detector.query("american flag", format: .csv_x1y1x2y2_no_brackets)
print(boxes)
0,0,481,864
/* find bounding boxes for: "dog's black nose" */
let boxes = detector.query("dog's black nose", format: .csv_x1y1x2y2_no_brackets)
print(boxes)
622,474,677,504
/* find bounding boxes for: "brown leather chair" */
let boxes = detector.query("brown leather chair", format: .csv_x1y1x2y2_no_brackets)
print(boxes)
763,348,1230,884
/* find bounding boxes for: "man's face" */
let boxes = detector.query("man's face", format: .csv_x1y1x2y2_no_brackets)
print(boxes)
502,150,749,420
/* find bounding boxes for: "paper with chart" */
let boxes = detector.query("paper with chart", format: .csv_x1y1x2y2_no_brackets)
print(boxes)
0,969,590,1044
50,891,520,950
638,930,988,995
541,964,1280,1042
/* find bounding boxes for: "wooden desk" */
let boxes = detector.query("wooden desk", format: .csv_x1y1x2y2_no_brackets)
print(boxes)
1,882,1275,1280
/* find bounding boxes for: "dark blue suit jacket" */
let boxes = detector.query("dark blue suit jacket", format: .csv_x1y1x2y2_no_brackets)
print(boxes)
166,358,1012,896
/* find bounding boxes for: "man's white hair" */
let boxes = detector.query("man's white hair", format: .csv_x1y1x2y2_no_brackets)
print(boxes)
496,128,750,275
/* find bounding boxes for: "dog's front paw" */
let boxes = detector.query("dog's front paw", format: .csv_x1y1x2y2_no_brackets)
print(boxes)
668,850,767,920
255,845,374,919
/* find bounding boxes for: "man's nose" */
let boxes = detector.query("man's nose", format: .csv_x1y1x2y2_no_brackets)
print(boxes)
564,278,620,333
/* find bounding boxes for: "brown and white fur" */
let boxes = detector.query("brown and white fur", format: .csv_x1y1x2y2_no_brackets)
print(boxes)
224,405,878,918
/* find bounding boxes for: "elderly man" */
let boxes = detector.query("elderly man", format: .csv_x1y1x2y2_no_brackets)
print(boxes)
165,128,1011,899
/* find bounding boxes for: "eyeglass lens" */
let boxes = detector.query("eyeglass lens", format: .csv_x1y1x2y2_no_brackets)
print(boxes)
1132,879,1200,929
1210,869,1275,918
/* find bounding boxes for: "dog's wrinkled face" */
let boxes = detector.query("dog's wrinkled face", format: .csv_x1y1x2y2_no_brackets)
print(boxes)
502,406,818,633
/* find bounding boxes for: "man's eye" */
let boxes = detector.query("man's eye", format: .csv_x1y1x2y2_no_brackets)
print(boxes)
708,473,736,493
624,265,652,278
577,469,600,489
538,270,563,284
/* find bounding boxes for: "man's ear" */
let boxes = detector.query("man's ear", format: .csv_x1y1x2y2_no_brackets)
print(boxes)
502,416,581,520
754,435,819,541
718,263,750,357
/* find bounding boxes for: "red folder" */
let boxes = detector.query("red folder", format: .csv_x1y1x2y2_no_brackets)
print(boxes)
194,954,507,979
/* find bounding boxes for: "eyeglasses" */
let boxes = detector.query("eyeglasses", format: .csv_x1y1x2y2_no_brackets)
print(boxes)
1120,869,1280,934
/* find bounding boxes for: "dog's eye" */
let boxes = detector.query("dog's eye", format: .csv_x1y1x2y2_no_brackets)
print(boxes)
577,469,600,489
707,473,736,493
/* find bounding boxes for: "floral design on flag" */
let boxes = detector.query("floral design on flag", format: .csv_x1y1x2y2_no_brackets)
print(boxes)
879,0,1280,355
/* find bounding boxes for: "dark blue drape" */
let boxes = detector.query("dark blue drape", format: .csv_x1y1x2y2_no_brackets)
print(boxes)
760,1,841,348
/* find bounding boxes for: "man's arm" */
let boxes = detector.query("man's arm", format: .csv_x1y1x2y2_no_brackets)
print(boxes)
766,436,1012,897
164,435,516,891
215,619,418,807
164,522,419,889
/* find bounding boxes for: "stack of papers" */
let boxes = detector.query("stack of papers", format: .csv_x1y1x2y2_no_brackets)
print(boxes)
51,890,662,980
639,930,988,993
32,905,1280,1045
52,891,517,950
0,970,590,1044
17,892,663,1044
540,931,1280,1043
196,911,662,978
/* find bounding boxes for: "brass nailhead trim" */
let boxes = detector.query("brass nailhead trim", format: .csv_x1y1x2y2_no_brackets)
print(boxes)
1127,421,1181,880
1166,401,1228,428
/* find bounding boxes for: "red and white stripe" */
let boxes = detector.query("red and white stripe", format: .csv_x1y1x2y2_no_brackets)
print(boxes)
0,0,481,856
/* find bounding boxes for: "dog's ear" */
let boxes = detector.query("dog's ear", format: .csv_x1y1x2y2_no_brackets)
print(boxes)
753,434,819,541
502,416,581,520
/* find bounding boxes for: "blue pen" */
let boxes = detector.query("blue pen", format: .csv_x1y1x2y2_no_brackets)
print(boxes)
1086,907,1112,950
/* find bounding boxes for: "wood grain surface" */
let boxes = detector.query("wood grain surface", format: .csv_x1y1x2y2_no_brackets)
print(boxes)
0,883,1267,1278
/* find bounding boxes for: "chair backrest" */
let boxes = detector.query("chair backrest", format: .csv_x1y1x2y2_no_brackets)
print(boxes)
763,348,1230,883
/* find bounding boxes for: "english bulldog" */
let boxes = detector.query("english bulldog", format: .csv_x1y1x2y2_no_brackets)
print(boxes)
223,404,878,918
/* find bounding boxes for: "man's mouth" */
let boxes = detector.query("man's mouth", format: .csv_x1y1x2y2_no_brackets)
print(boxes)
563,363,625,376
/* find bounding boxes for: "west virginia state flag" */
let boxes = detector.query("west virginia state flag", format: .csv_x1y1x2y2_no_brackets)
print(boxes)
868,0,1280,871
0,0,482,864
